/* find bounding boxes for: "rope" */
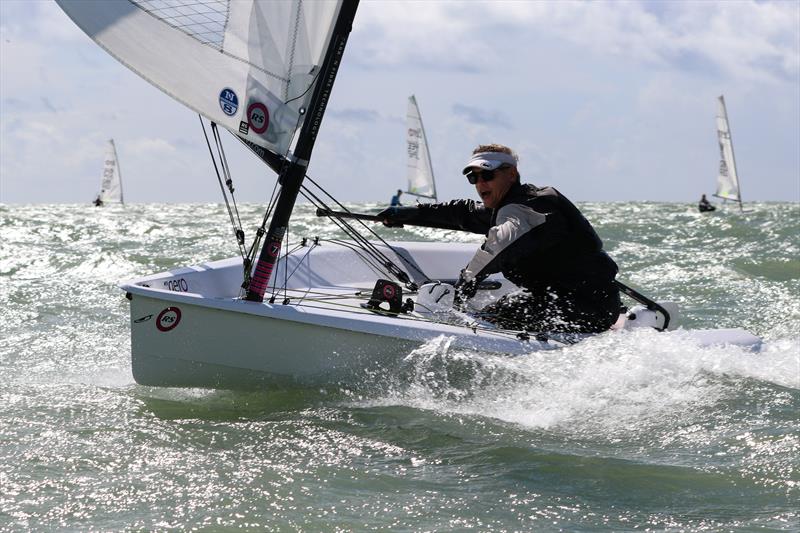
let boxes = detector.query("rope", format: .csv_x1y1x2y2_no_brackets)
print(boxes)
200,117,246,259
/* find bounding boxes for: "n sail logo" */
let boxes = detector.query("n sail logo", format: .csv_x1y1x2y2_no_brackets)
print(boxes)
219,88,239,117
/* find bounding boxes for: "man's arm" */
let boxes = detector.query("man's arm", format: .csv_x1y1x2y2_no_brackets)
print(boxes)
378,199,491,234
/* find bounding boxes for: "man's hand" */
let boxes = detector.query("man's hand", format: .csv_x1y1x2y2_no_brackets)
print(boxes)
453,269,478,306
376,206,418,227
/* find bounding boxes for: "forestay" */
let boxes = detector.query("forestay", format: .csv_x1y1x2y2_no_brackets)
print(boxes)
99,139,124,204
405,95,437,201
56,0,343,155
714,95,742,205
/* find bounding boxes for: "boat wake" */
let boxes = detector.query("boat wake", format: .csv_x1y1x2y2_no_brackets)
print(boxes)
365,330,799,434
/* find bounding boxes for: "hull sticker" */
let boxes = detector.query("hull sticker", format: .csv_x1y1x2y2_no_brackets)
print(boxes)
156,307,182,332
163,278,189,292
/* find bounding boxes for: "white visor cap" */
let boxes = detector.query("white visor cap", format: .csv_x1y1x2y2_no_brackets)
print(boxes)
462,151,518,175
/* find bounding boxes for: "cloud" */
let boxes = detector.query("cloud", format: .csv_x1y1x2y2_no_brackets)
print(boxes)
327,108,382,122
451,104,512,128
126,138,177,156
354,0,799,83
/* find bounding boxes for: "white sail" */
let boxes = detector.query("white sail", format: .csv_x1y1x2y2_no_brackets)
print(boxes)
98,139,124,204
57,0,343,156
714,95,742,205
405,95,437,200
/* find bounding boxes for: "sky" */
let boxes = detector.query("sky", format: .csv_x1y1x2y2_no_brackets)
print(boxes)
1,0,798,204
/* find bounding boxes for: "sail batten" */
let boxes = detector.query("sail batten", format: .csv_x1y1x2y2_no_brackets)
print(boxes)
405,95,437,201
714,95,742,207
57,0,343,156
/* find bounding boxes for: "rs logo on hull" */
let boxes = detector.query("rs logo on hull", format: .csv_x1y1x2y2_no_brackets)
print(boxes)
156,307,182,332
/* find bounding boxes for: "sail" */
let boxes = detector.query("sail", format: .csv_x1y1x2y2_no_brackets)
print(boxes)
405,95,437,200
98,139,124,204
57,0,343,156
714,95,741,203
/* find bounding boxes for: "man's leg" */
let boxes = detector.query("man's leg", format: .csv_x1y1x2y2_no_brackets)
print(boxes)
477,285,620,333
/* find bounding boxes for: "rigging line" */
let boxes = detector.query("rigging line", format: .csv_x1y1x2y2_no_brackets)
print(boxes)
211,122,245,233
278,297,528,340
199,116,246,258
298,186,411,275
282,219,291,302
321,238,395,280
301,176,429,281
298,190,400,279
284,243,320,305
282,242,317,284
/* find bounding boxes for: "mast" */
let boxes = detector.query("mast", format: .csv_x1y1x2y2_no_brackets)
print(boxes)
245,0,360,302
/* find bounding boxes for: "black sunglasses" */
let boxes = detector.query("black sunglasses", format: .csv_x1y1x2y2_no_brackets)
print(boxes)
465,165,509,185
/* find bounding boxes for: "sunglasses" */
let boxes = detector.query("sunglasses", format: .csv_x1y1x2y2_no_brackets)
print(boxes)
465,165,509,185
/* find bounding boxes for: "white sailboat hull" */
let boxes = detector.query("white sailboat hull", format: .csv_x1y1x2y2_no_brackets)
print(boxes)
121,242,761,389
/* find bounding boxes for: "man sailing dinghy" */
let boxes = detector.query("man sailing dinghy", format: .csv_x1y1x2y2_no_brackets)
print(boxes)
57,0,760,390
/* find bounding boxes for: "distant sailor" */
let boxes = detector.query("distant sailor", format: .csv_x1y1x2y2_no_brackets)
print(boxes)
93,195,103,207
698,194,715,212
390,189,403,206
378,144,621,333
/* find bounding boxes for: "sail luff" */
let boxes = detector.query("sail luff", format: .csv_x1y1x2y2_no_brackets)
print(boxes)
713,95,742,208
244,0,360,302
113,139,124,204
415,96,437,201
723,97,743,211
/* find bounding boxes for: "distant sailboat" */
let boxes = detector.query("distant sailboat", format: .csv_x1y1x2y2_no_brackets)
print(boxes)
94,139,124,206
405,95,437,202
713,95,742,211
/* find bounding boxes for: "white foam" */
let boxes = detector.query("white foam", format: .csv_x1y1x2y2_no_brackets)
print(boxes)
369,330,799,434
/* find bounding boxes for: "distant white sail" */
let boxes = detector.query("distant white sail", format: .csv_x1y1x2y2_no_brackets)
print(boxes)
405,95,437,201
98,139,124,204
714,95,742,206
57,0,343,156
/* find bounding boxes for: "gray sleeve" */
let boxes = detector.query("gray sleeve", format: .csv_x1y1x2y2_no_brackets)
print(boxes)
461,203,546,283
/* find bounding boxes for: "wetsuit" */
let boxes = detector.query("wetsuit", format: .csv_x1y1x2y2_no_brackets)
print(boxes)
387,182,621,333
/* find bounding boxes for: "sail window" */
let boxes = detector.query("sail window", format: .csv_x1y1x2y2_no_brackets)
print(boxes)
132,0,228,49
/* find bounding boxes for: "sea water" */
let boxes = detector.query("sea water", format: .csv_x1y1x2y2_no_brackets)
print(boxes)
1,202,797,531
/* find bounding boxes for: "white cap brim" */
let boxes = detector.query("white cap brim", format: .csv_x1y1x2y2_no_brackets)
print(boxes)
462,151,518,174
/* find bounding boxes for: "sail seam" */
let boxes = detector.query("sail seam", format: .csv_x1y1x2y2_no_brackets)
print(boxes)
285,0,303,101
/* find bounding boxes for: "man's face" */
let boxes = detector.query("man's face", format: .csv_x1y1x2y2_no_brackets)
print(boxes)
473,166,516,209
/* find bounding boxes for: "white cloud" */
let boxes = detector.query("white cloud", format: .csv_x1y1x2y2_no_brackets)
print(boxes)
355,0,799,83
126,137,177,156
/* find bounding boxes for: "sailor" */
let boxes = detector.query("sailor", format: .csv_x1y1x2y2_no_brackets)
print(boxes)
698,194,715,212
390,189,403,206
93,195,103,207
378,144,621,333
